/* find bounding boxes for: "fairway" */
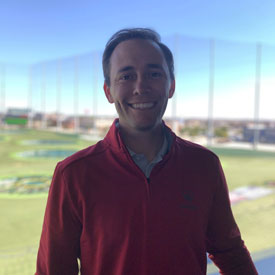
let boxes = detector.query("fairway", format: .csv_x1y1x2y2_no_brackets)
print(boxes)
0,129,94,274
210,147,275,190
0,129,275,274
210,147,275,254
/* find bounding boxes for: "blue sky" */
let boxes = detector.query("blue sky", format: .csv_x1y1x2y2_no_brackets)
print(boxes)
1,0,275,119
1,0,275,63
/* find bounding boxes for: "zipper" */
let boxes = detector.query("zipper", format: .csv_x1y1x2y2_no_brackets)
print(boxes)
145,177,151,199
122,144,152,199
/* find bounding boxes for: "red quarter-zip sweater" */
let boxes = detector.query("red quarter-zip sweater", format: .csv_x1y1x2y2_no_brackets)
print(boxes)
36,120,257,275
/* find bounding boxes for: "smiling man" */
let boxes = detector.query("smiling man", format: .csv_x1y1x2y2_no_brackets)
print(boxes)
103,37,175,162
36,28,257,275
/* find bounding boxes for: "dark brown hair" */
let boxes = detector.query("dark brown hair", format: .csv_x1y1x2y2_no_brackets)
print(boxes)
102,28,175,86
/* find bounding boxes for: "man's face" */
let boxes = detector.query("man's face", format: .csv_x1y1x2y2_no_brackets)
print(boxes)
104,39,175,132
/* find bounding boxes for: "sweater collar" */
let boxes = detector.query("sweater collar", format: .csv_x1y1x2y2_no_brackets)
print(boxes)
103,118,175,153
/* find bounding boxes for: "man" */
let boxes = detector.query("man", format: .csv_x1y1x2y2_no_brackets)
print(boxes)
36,28,257,274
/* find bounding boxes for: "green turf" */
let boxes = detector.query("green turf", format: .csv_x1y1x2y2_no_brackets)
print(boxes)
0,129,94,274
0,197,47,274
0,197,47,250
0,129,274,274
232,194,275,252
210,147,275,190
0,129,93,179
209,147,275,255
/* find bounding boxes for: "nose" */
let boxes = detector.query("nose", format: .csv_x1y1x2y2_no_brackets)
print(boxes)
133,75,150,95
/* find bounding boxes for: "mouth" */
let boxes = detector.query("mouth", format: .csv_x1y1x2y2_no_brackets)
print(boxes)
128,102,156,110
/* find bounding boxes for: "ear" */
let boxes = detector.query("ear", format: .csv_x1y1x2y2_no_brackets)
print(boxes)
104,82,114,103
168,79,175,98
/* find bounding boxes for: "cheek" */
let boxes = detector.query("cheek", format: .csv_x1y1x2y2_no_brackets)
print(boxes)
153,79,170,90
114,101,128,116
114,85,132,100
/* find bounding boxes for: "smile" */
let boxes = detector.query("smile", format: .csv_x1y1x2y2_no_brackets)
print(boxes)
129,102,156,110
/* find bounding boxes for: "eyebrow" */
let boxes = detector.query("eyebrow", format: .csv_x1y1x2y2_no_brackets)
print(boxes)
118,66,134,73
117,64,163,73
147,63,163,70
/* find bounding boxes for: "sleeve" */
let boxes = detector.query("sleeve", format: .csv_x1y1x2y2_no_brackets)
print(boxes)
206,157,258,275
35,162,82,275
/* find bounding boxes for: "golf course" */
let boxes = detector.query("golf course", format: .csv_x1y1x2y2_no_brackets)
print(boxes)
0,129,275,274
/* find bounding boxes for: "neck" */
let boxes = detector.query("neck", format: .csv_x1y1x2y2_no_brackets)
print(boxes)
119,123,165,162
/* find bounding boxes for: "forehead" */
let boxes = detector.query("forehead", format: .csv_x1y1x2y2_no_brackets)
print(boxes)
110,39,167,70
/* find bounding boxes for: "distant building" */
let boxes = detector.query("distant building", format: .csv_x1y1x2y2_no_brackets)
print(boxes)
79,116,95,129
3,108,31,126
243,126,275,144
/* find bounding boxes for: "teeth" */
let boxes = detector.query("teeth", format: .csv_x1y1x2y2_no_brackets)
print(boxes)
131,103,154,109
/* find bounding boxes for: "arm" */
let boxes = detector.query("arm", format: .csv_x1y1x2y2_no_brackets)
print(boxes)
36,163,82,275
206,157,258,275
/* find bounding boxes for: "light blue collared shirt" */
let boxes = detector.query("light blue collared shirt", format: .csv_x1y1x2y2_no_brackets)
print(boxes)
115,121,171,178
127,132,169,178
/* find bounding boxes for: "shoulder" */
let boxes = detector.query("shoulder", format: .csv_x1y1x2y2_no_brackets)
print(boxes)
172,135,221,172
57,139,110,174
55,120,122,177
175,135,218,159
164,122,219,163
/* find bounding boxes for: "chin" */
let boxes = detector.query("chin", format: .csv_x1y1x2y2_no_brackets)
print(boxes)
133,120,161,132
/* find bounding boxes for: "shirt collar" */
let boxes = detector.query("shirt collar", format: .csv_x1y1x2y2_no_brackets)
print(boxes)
126,128,169,164
115,120,170,163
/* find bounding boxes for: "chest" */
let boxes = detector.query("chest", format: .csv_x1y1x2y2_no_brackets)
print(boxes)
77,164,215,241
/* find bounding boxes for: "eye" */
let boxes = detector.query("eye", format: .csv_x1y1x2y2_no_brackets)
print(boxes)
119,73,136,81
121,74,131,80
150,72,162,78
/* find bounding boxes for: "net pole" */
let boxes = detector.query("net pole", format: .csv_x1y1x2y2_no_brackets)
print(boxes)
253,43,262,150
0,64,6,127
41,63,47,129
92,52,99,119
28,65,33,128
74,55,79,132
172,34,180,133
207,39,215,147
56,59,62,130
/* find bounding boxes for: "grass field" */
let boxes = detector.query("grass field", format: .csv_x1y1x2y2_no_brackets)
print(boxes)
0,129,94,274
0,129,275,274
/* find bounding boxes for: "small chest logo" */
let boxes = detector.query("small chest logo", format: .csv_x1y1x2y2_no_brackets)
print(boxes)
181,191,197,210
